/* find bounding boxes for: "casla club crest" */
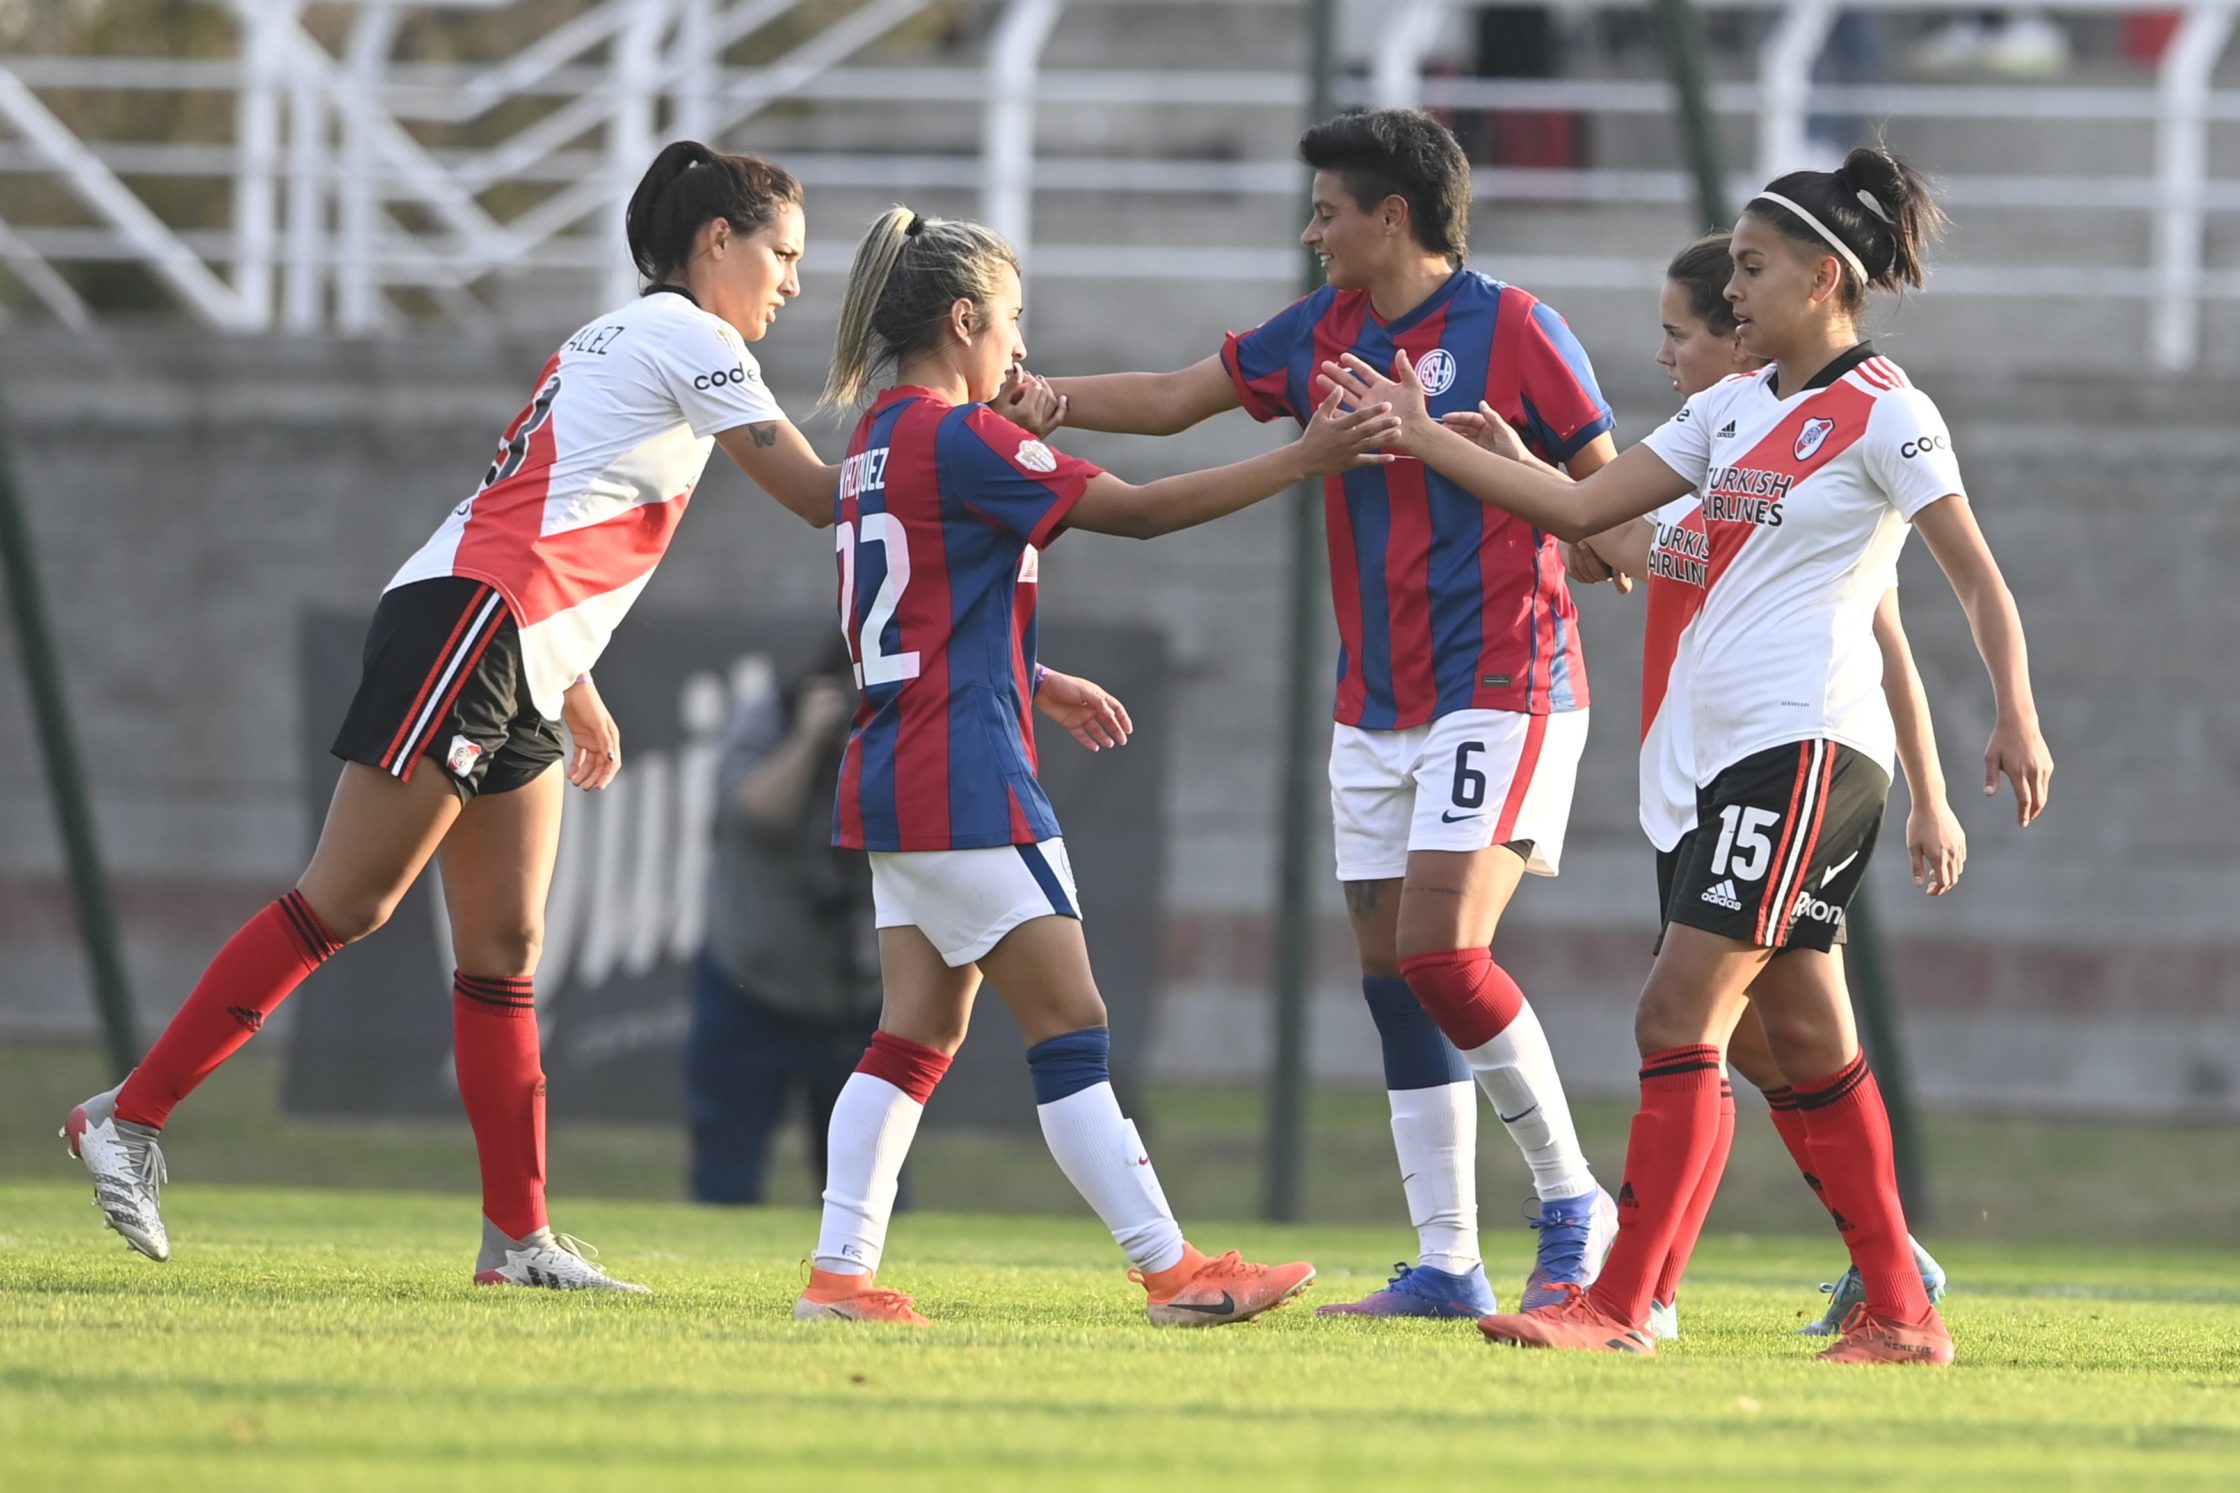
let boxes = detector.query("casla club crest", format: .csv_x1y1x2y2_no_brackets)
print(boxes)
1795,417,1836,461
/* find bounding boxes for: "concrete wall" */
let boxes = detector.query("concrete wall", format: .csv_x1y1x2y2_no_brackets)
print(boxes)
4,317,2237,1117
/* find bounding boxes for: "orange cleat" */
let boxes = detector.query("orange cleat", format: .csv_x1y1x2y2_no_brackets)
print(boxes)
1133,1245,1316,1328
1477,1283,1655,1354
791,1266,930,1325
1815,1304,1955,1365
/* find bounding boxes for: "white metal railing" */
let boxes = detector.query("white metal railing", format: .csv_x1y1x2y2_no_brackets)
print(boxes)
0,0,2233,368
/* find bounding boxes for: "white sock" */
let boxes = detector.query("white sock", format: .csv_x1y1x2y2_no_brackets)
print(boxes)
1036,1081,1187,1273
812,1072,926,1275
1462,1002,1597,1202
1387,1081,1480,1272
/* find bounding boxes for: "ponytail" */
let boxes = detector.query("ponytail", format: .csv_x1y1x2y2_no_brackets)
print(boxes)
624,139,802,286
818,205,1019,414
1747,143,1945,312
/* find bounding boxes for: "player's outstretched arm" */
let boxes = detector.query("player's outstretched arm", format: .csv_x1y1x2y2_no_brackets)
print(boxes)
1321,351,1690,541
1050,356,1240,436
1912,495,2053,827
715,419,840,529
1066,388,1396,540
1874,588,1964,894
1444,403,1644,586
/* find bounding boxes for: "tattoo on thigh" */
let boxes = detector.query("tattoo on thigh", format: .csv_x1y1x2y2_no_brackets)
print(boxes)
1342,881,1384,920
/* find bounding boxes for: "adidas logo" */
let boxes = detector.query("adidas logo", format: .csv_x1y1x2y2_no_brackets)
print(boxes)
227,1005,265,1033
1715,419,1738,439
1617,1181,1638,1209
1700,878,1743,911
1831,1209,1855,1234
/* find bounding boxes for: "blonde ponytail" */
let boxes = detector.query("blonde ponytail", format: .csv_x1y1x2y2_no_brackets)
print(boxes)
817,205,1020,414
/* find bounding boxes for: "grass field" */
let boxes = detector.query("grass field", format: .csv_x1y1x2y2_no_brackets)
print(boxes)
3,1181,2237,1492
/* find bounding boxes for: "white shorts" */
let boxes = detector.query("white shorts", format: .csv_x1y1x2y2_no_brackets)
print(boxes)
1330,708,1589,882
868,839,1081,968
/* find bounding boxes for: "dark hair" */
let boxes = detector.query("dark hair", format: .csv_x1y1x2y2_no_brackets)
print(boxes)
1298,108,1470,268
819,205,1018,412
1666,231,1738,337
625,140,803,285
1745,145,1944,313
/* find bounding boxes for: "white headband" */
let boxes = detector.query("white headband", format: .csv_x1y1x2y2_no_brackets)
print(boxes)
1752,191,1870,286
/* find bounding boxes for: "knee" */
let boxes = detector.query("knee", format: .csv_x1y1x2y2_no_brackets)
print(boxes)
1633,972,1713,1056
301,890,391,946
454,922,543,982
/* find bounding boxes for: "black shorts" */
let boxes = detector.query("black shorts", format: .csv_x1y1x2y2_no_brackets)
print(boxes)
1653,827,1846,952
330,577,563,801
1662,740,1887,954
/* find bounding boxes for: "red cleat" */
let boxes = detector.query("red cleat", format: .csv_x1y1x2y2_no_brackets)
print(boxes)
792,1266,931,1325
1815,1304,1955,1365
1477,1283,1655,1355
1133,1245,1316,1328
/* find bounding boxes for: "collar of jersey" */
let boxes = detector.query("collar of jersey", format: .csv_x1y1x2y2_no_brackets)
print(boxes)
871,383,953,414
1365,267,1468,334
641,282,700,307
1764,339,1875,399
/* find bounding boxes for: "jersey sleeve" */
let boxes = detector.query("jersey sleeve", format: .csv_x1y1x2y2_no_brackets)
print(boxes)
1864,387,1966,521
1218,292,1322,424
944,406,1103,548
1640,385,1720,490
647,313,786,437
1513,298,1616,462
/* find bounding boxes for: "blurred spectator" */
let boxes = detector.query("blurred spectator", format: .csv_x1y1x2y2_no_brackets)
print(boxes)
1808,11,1885,167
686,642,883,1205
1914,10,2073,77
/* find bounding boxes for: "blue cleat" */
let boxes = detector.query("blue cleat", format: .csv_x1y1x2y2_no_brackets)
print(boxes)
1314,1260,1497,1318
1521,1188,1619,1311
1798,1235,1949,1336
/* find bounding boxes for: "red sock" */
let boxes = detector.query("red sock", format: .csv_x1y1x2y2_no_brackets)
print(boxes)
1651,1078,1736,1307
1795,1051,1931,1323
1585,1044,1724,1325
452,973,547,1240
115,892,340,1128
1397,947,1524,1050
1762,1085,1833,1215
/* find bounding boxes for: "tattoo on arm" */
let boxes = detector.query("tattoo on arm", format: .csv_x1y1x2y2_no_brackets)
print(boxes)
747,422,779,448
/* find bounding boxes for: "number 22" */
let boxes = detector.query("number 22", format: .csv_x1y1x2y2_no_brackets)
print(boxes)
835,513,922,687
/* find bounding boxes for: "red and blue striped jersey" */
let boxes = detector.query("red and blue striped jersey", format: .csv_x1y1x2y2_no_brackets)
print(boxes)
1221,270,1612,727
831,386,1100,852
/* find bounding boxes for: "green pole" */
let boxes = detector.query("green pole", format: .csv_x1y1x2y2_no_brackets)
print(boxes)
1654,0,1731,227
0,402,140,1078
1264,0,1338,1223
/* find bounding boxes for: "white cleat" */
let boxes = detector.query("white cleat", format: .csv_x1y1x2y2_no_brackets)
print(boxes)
473,1218,652,1293
1647,1297,1681,1341
62,1083,170,1261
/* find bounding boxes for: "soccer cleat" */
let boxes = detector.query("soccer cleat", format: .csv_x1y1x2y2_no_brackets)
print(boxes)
62,1083,170,1261
1134,1246,1316,1328
792,1267,930,1324
1478,1283,1654,1355
1520,1187,1619,1310
1314,1260,1496,1319
473,1219,651,1293
1799,1237,1948,1336
1647,1297,1681,1341
1815,1303,1955,1365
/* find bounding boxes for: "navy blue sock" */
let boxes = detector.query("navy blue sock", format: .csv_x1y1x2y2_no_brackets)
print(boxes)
1026,1026,1111,1104
1363,977,1470,1089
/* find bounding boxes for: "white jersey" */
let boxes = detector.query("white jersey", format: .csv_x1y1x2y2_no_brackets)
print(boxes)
388,288,783,718
1639,346,1962,785
1636,494,1707,851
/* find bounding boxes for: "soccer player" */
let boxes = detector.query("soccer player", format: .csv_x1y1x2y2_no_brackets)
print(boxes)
1326,146,2053,1364
792,206,1398,1326
1448,231,1952,1340
1050,108,1617,1319
64,141,847,1289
